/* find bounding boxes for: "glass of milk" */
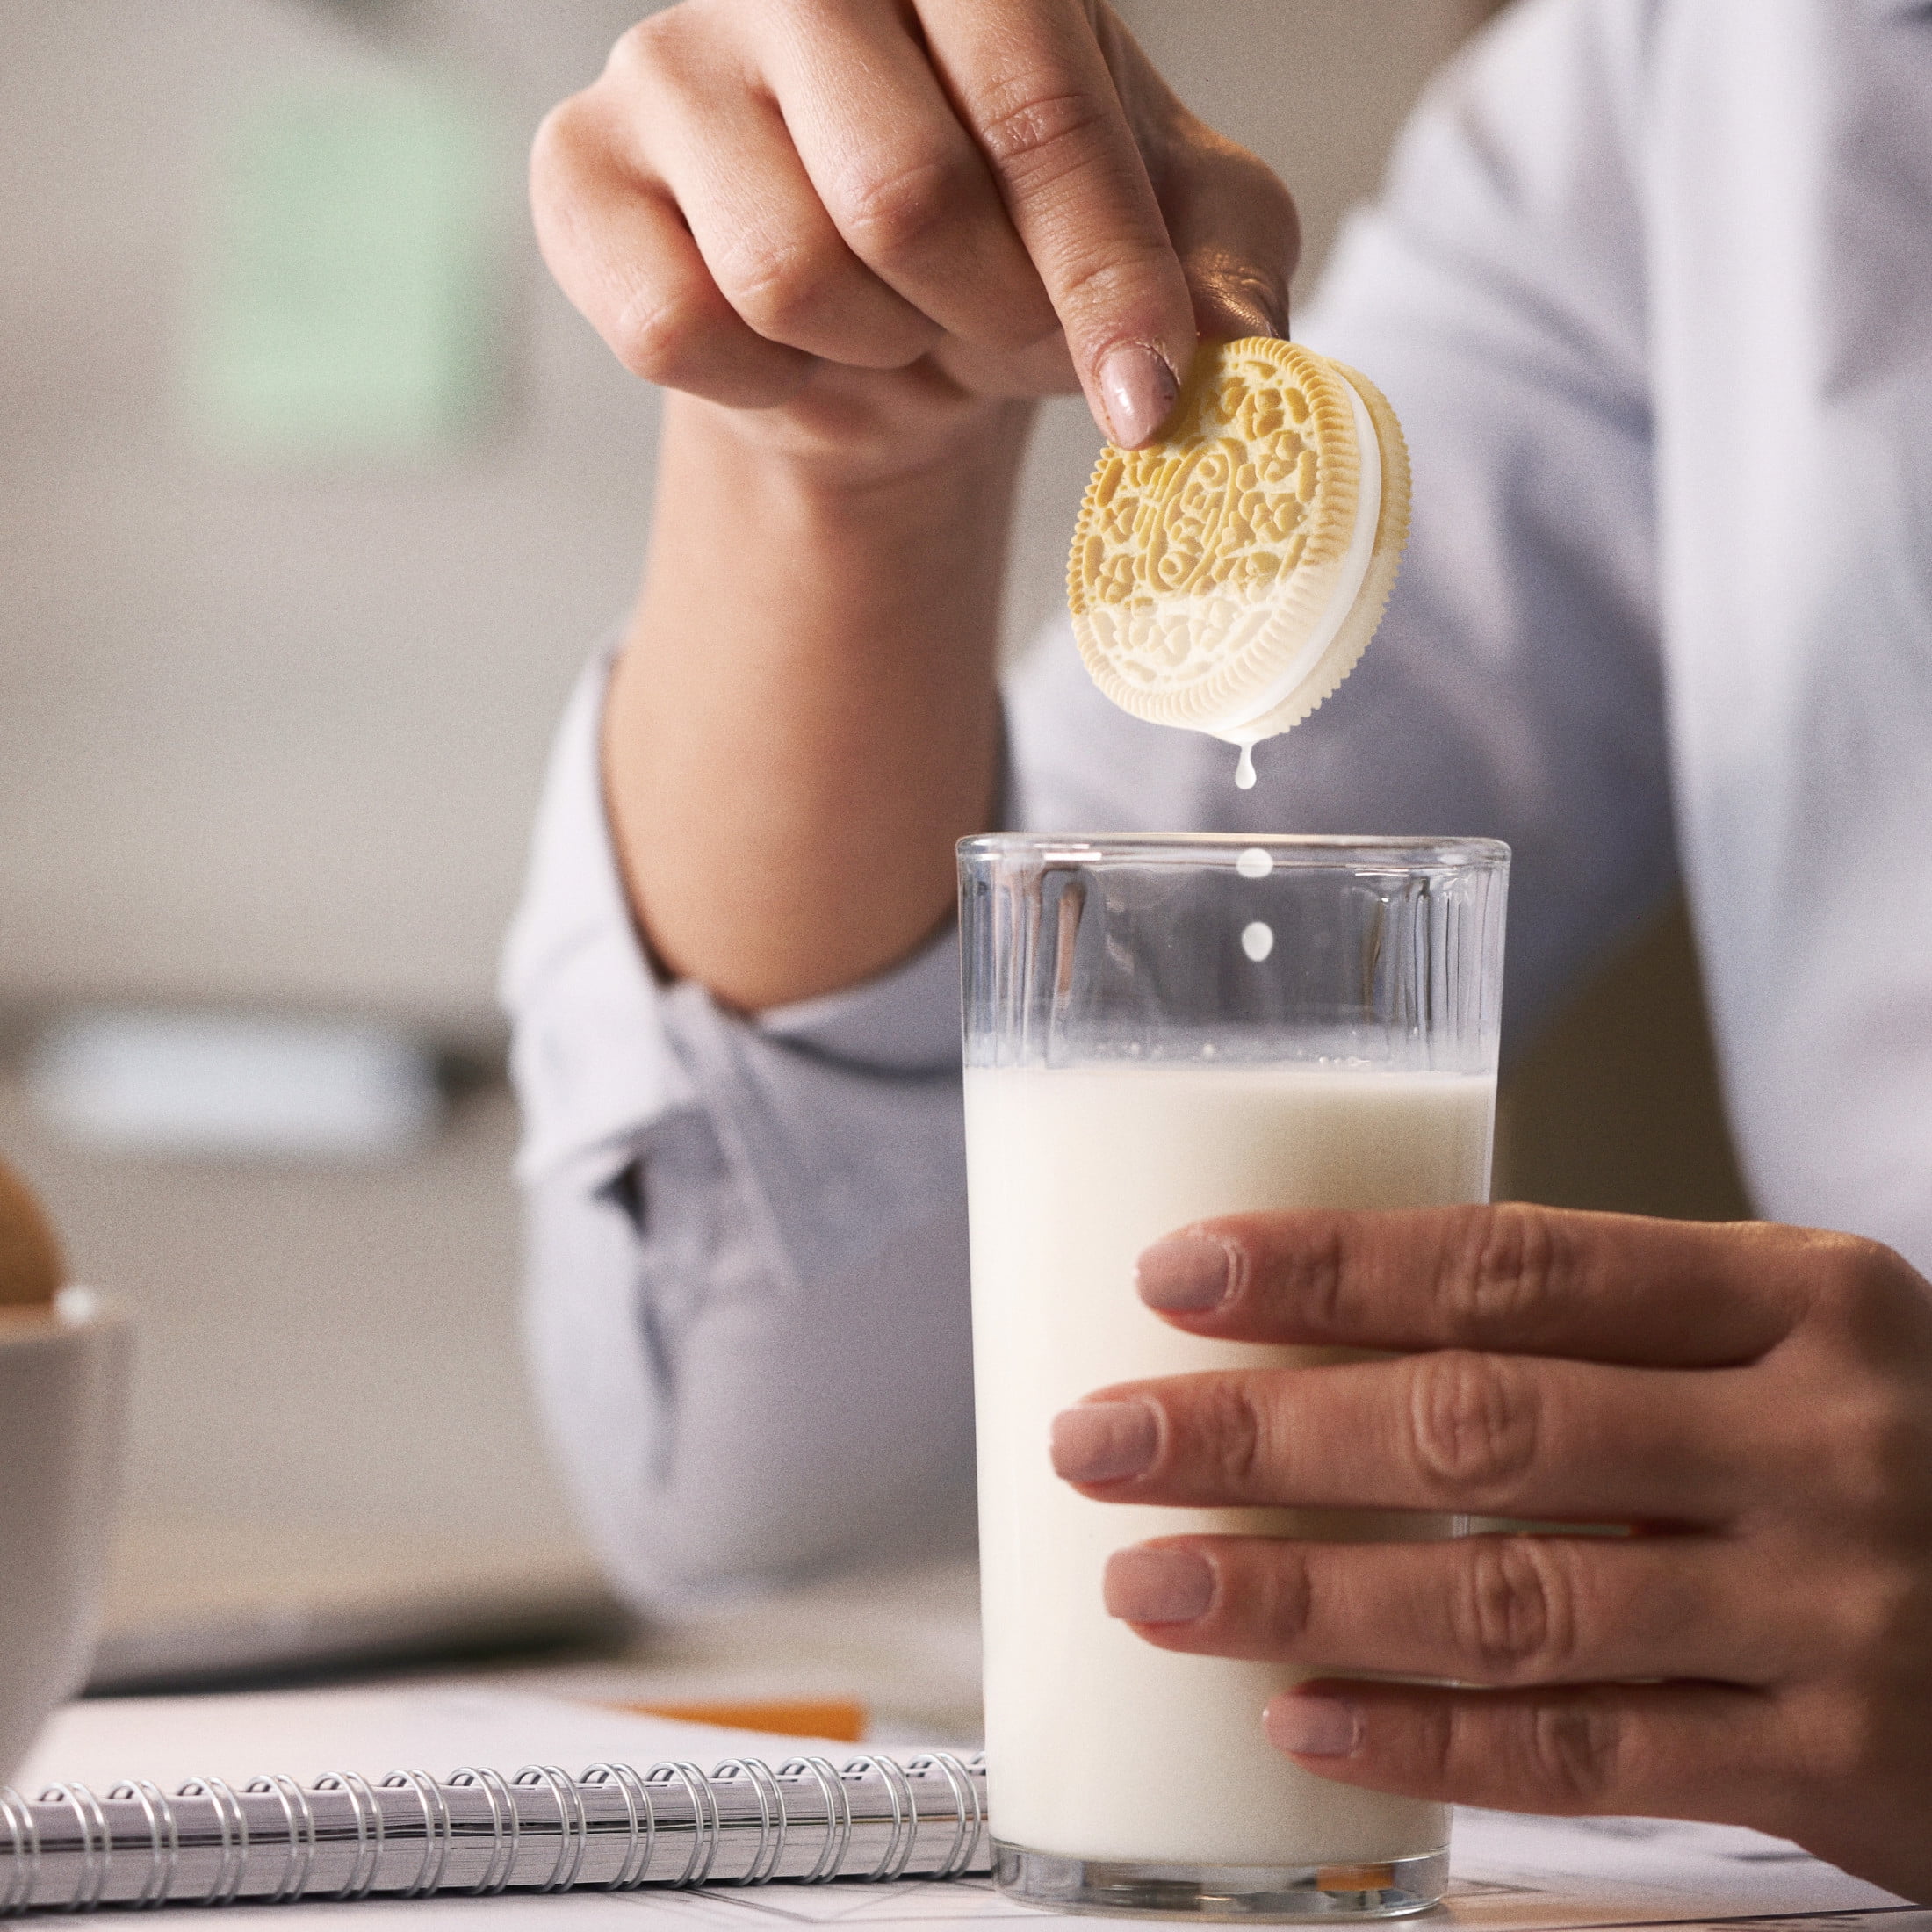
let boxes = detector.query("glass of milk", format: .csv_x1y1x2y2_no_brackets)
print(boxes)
958,833,1509,1919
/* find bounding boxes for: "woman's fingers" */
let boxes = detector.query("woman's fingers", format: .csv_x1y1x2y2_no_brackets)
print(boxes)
914,0,1200,443
532,96,816,406
766,0,1060,353
584,10,948,371
1051,1353,1768,1523
1135,1204,1827,1367
657,86,945,370
1263,1680,1791,1827
537,1,1301,438
1104,1532,1816,1689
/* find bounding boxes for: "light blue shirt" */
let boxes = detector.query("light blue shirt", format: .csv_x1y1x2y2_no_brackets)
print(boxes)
502,0,1932,1609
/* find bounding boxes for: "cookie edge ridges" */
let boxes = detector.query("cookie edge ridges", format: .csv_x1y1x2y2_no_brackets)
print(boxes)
1225,356,1412,739
1069,339,1364,730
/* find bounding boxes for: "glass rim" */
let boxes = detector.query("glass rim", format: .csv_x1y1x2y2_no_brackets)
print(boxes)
958,832,1510,870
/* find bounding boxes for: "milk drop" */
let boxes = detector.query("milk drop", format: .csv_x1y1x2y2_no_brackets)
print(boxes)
1240,919,1274,962
1235,847,1273,880
1233,741,1258,789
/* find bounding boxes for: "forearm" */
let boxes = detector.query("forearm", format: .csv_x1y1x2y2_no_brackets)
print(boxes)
606,391,1033,1010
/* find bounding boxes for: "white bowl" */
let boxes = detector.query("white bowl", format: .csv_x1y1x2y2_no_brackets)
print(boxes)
0,1287,130,1782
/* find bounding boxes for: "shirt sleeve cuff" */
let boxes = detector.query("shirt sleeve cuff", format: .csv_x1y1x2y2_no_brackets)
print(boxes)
753,922,962,1072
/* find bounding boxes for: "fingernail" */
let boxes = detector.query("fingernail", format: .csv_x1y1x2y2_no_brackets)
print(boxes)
1097,343,1179,448
1104,1546,1215,1623
1136,1233,1234,1312
1265,1692,1362,1759
1050,1400,1158,1483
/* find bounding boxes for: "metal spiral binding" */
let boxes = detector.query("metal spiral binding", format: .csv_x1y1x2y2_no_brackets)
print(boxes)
172,1783,244,1909
711,1763,785,1886
379,1776,451,1900
777,1758,851,1884
511,1769,587,1895
578,1763,653,1891
103,1786,174,1911
646,1763,720,1889
905,1753,982,1879
241,1779,310,1907
0,1791,38,1919
840,1757,919,1884
444,1769,518,1896
311,1773,382,1902
0,1750,986,1914
37,1791,110,1914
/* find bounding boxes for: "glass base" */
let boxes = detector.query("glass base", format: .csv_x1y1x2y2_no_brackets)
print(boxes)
992,1841,1447,1921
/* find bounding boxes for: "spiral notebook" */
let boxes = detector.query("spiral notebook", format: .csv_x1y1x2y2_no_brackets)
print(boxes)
0,1748,985,1912
8,1689,1917,1927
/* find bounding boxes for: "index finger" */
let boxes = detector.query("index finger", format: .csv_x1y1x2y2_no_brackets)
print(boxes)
916,0,1195,445
1135,1203,1819,1367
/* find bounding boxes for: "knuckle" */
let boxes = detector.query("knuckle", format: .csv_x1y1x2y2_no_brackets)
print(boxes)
719,242,837,340
608,7,692,83
1441,1204,1580,1330
974,83,1111,178
1789,1686,1892,1791
1412,1698,1462,1784
1211,140,1301,243
609,285,706,386
1824,1384,1932,1526
1050,236,1181,318
1405,1351,1539,1501
1828,1555,1931,1667
1242,160,1300,239
1199,1380,1271,1497
828,150,966,263
530,94,593,185
1806,1230,1922,1340
1270,1218,1350,1332
1454,1539,1580,1685
1248,1543,1316,1646
1519,1697,1626,1809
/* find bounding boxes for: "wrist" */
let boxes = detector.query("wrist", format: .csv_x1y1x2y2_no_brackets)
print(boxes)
670,383,1036,503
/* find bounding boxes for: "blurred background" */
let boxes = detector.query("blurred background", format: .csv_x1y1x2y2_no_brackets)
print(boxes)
0,0,1746,1736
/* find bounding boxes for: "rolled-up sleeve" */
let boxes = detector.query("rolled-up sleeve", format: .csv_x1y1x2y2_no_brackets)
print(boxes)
501,645,977,1609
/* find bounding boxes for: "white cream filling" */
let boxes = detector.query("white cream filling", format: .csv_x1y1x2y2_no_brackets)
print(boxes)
1206,372,1382,744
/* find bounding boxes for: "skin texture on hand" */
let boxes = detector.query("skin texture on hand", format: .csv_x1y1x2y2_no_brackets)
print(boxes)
530,0,1297,1009
1053,1204,1932,1904
0,1157,62,1306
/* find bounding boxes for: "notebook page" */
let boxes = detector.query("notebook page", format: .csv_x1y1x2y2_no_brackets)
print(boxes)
19,1685,832,1792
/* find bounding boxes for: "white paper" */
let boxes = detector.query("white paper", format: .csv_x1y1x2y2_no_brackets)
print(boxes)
20,1687,804,1795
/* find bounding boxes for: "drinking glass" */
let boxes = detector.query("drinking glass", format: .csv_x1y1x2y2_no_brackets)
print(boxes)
958,833,1509,1920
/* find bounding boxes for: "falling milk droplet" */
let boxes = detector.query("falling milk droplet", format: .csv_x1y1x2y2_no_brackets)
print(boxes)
1234,742,1258,789
1241,920,1275,962
1236,847,1273,880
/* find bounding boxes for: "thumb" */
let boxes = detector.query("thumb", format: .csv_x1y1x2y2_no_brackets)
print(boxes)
1101,18,1301,346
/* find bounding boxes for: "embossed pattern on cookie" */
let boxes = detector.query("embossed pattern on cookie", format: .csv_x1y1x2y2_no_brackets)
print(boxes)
1068,339,1410,764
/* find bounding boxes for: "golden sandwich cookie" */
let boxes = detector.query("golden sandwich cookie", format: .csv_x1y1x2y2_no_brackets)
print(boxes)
1068,338,1410,761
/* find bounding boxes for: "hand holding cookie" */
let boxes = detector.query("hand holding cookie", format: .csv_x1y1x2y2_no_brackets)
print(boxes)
530,0,1300,469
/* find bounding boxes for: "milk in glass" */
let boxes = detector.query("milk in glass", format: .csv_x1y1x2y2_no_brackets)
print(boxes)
966,1061,1494,1868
